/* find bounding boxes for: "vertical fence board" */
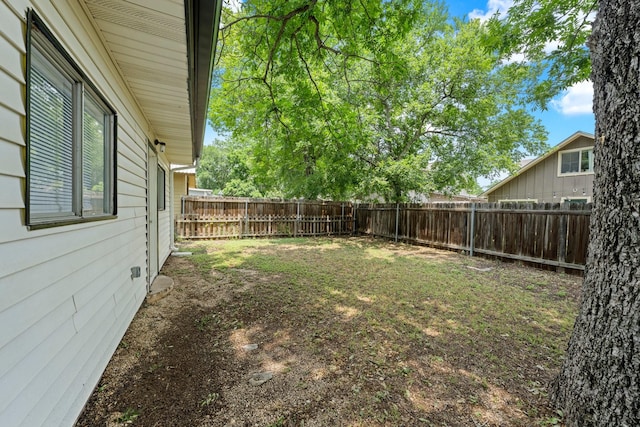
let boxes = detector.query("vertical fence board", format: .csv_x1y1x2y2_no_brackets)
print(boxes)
176,197,354,240
177,198,589,271
356,202,590,272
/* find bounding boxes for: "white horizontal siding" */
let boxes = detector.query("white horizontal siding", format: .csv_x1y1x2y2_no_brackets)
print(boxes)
0,35,24,83
2,0,29,22
21,269,144,427
59,287,143,426
0,312,77,415
0,175,23,209
0,0,163,426
5,290,118,427
0,106,24,146
0,213,138,283
0,66,24,115
0,141,25,177
0,220,146,368
0,0,26,204
0,298,75,380
0,1,25,53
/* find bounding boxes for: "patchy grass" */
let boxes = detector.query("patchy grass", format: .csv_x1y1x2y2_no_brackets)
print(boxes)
78,237,581,427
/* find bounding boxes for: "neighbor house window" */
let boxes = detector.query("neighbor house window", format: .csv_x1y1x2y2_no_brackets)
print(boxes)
27,11,116,228
558,147,593,175
497,199,538,204
561,197,591,205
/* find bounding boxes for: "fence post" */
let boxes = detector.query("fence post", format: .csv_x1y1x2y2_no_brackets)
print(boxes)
395,203,400,243
295,201,300,237
558,209,568,272
243,200,248,238
340,204,344,235
353,203,358,235
469,203,476,257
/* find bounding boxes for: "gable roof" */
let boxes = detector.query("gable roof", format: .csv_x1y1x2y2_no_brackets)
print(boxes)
482,130,595,196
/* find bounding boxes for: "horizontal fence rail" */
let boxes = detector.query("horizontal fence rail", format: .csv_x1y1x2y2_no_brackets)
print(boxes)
355,202,591,271
176,197,354,239
177,197,590,272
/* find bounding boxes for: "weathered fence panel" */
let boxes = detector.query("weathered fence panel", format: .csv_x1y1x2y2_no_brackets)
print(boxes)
176,197,355,239
178,197,590,271
356,202,591,271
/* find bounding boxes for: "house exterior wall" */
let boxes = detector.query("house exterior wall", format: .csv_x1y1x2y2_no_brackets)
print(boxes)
0,1,163,425
172,172,196,218
486,135,595,203
173,173,188,217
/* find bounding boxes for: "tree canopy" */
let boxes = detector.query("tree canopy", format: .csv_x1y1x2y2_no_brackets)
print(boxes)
491,0,640,425
209,0,547,201
196,142,264,197
485,0,596,106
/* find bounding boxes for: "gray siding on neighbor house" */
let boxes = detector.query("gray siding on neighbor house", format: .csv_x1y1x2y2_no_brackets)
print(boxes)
487,135,595,203
0,1,167,425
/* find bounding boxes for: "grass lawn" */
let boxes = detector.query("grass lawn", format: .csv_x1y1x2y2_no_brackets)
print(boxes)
77,237,581,427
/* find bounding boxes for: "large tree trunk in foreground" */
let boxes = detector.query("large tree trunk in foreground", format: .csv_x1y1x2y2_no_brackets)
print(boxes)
550,2,640,425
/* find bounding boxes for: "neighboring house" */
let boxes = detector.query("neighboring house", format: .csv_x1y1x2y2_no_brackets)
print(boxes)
171,167,196,219
0,1,221,426
483,131,595,204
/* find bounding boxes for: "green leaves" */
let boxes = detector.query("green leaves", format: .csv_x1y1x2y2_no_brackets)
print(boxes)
208,0,548,201
484,0,596,106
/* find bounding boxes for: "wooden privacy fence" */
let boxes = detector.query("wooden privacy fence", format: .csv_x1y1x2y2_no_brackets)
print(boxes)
356,202,591,271
176,197,354,239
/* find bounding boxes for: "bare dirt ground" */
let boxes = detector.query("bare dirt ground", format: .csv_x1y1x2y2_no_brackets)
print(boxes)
76,238,581,427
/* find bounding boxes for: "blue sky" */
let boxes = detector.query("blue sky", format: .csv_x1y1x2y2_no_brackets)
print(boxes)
452,0,595,146
205,0,595,150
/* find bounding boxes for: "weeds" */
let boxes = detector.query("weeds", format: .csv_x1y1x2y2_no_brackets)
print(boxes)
267,417,285,427
153,237,581,425
195,314,216,331
117,408,139,424
200,392,219,407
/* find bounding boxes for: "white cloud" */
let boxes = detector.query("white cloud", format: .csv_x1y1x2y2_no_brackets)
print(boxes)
469,0,514,22
502,52,526,64
543,40,560,54
225,0,242,13
501,40,560,65
552,81,593,115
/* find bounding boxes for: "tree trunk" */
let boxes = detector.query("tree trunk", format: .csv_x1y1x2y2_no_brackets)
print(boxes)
550,2,640,425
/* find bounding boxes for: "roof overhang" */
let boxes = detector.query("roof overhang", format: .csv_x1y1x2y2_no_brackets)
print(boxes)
185,0,222,163
83,0,221,165
482,131,595,196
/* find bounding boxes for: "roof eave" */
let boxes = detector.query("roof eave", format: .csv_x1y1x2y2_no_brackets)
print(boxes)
481,130,595,196
185,0,222,163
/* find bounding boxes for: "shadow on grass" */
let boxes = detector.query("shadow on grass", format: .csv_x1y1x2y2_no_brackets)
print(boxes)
77,237,578,427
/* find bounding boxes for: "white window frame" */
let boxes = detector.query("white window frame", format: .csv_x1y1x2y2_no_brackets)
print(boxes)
497,199,538,204
557,147,594,177
561,196,592,204
26,11,117,229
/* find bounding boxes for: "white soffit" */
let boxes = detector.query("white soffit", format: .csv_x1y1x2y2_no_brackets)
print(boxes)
84,0,193,164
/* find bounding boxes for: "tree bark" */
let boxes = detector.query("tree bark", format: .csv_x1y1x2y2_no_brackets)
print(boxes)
550,1,640,425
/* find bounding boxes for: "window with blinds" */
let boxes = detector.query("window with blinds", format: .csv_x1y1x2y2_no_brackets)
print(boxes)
27,11,116,228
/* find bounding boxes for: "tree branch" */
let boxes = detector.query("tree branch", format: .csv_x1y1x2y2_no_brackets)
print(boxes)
308,15,341,55
221,1,317,32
